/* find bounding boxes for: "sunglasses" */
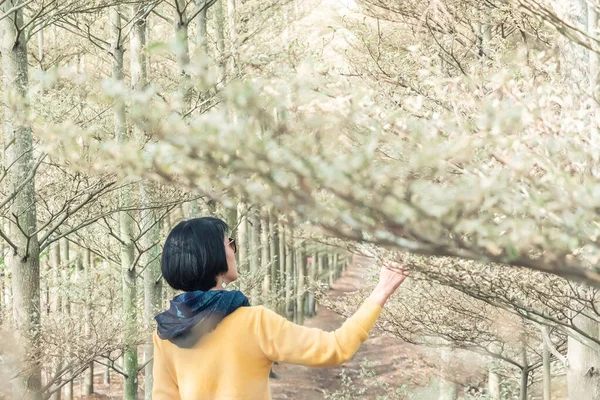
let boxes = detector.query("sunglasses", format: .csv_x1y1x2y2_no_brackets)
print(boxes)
228,237,237,254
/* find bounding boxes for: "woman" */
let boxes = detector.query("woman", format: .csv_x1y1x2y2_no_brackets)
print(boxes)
153,217,408,400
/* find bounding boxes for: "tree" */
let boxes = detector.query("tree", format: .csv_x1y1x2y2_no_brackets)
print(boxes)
1,2,44,398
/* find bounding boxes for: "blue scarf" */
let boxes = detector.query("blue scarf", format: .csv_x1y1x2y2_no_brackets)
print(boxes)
155,290,250,346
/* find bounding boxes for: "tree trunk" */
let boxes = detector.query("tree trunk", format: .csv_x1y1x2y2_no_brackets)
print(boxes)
261,211,270,302
60,238,70,315
60,240,71,400
488,363,501,400
439,348,457,400
103,363,110,385
112,7,138,400
285,226,294,321
1,4,42,397
131,7,157,400
520,368,529,400
175,0,190,75
49,238,61,400
226,0,237,73
236,203,248,293
329,253,337,287
307,251,317,317
520,336,529,400
0,259,4,324
0,224,5,324
83,248,94,396
3,224,12,320
268,210,278,298
295,245,306,325
567,313,600,400
141,183,161,400
225,206,237,232
249,210,260,304
50,241,60,314
542,326,551,400
59,238,71,400
277,220,286,316
588,0,600,146
317,252,324,283
215,0,226,83
195,0,208,53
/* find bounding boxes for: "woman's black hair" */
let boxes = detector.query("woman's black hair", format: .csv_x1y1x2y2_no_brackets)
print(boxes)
161,217,229,292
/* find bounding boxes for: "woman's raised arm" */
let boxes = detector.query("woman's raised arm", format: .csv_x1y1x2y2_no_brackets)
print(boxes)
256,265,408,367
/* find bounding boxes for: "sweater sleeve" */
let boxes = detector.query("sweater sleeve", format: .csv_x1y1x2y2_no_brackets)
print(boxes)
152,332,181,400
256,300,382,367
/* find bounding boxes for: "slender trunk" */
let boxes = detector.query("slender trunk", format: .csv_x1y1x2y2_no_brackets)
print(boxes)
282,0,290,42
175,0,191,112
50,241,60,314
329,253,337,287
520,368,529,400
268,210,278,298
60,238,70,315
3,221,12,321
225,206,237,231
541,326,551,400
0,225,5,323
277,221,286,316
589,0,599,147
336,254,344,280
317,252,324,283
488,362,501,400
308,251,317,317
4,266,12,322
285,225,293,321
60,239,72,400
1,4,42,397
278,221,285,294
131,7,157,400
261,212,270,302
112,7,138,400
195,0,208,52
50,240,62,400
236,203,248,293
103,363,110,385
567,311,600,400
42,259,49,316
226,0,237,74
295,245,306,325
0,260,4,324
63,378,73,400
439,348,457,400
249,210,260,304
215,0,226,84
520,336,529,400
291,236,298,322
83,248,93,396
141,183,161,400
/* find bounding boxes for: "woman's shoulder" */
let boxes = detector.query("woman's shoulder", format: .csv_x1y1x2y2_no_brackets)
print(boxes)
227,304,283,325
232,304,273,316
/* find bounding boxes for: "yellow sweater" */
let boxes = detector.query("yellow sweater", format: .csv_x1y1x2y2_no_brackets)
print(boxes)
152,300,382,400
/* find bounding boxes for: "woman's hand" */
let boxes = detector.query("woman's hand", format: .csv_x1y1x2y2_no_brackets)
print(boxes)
367,265,409,307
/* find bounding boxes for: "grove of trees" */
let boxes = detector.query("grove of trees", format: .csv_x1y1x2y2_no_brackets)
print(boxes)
2,0,600,399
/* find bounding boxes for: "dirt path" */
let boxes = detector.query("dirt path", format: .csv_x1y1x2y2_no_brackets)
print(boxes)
269,256,431,400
